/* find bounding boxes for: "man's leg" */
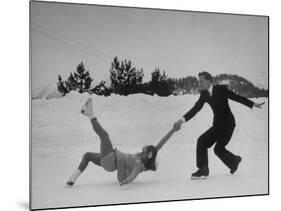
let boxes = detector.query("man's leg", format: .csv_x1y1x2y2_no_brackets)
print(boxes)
213,125,240,173
196,127,218,169
192,127,219,179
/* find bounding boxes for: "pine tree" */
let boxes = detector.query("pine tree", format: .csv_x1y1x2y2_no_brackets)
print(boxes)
74,62,93,93
109,57,144,95
66,73,78,92
57,75,69,96
149,68,174,96
88,80,111,96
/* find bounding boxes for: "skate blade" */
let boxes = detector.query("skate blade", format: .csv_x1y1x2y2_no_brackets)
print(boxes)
191,175,208,180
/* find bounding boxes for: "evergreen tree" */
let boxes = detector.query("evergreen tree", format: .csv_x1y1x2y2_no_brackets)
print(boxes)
56,75,69,96
109,57,144,95
65,72,78,92
88,81,111,96
149,68,175,96
74,62,93,93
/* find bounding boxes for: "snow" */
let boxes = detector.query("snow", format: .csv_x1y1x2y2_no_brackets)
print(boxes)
32,83,62,99
31,92,268,210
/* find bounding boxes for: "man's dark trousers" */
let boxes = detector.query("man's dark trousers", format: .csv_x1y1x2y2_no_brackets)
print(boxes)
196,123,236,169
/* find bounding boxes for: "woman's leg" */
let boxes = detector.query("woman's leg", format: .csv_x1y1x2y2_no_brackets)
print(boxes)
90,118,114,157
66,169,81,187
78,152,101,172
66,98,114,187
66,152,101,187
81,98,114,157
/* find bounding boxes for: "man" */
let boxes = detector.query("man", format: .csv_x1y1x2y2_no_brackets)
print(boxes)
174,72,265,179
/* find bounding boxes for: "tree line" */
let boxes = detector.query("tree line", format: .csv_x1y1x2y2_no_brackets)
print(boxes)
57,57,268,98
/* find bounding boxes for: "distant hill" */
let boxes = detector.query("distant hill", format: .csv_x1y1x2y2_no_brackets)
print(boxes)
171,74,268,98
213,74,268,98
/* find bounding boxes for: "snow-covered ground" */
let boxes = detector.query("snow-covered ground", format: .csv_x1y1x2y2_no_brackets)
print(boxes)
31,92,268,210
31,83,62,99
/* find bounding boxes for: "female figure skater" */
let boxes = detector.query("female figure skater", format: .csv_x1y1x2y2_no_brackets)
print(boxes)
66,97,179,187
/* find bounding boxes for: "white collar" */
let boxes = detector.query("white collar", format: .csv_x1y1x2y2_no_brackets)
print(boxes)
208,84,213,96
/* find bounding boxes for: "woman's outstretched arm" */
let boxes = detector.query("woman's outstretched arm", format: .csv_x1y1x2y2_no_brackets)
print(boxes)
155,125,179,151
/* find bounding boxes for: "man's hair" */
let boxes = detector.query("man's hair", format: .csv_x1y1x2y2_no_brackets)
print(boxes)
141,145,158,171
198,71,213,82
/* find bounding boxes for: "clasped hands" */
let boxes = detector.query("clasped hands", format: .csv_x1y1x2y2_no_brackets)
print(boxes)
173,119,184,131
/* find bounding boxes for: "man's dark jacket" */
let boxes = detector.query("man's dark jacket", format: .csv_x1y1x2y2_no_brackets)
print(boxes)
183,85,254,128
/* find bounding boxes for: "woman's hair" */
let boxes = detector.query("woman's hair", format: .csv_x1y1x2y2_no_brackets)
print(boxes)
141,145,158,171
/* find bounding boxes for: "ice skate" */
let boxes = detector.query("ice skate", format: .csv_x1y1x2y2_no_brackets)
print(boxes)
65,169,82,188
191,166,209,180
230,156,242,174
80,98,95,119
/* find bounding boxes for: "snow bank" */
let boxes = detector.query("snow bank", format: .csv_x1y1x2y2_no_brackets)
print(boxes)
32,83,62,99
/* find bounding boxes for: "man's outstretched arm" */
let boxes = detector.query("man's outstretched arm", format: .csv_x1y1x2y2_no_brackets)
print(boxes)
173,92,206,131
182,92,206,122
226,87,254,108
226,86,265,109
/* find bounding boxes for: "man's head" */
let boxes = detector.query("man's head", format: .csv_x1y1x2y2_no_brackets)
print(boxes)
198,71,213,91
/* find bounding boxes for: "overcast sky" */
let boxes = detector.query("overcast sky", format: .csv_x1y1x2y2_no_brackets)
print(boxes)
31,1,268,91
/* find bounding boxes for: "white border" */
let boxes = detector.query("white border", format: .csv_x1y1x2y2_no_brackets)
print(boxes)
1,0,278,211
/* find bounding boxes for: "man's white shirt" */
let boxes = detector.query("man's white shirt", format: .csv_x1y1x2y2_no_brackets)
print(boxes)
208,84,213,97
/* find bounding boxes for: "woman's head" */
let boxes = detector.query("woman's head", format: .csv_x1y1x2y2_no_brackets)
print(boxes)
140,145,158,171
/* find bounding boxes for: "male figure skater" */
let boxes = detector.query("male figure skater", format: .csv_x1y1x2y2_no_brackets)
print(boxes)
174,72,265,179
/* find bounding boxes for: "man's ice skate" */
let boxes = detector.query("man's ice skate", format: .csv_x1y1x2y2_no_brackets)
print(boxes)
230,156,242,174
191,166,209,180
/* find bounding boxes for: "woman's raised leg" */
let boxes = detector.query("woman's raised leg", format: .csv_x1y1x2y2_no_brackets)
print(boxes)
90,118,114,157
81,98,114,157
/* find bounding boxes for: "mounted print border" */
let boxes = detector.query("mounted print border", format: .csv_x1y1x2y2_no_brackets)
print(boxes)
30,1,269,210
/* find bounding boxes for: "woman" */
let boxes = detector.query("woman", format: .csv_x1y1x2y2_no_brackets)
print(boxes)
66,97,179,187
